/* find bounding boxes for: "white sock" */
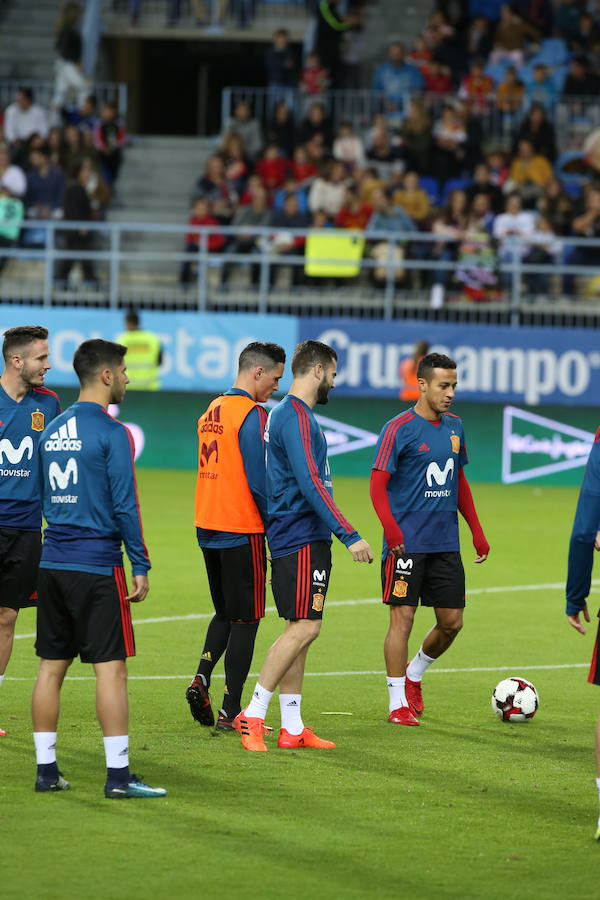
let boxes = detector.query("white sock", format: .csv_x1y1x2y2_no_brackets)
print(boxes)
406,646,436,682
280,693,304,735
387,676,407,712
34,731,57,765
103,735,129,770
0,674,4,685
244,682,273,719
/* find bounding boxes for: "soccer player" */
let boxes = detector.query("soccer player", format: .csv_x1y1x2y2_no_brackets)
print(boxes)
370,352,489,725
565,424,600,838
186,341,286,730
237,340,373,752
32,339,166,799
0,325,60,737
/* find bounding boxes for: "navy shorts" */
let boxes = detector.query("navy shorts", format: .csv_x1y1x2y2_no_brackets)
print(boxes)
0,527,41,610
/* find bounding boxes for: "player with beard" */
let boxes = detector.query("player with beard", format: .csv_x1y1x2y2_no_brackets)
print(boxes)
0,326,61,737
32,339,165,798
370,352,489,725
237,340,373,752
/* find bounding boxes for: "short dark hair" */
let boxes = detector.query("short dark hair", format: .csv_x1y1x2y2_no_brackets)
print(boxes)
17,87,33,103
3,325,48,362
125,309,139,327
238,341,286,372
417,352,456,381
73,339,127,386
291,340,337,377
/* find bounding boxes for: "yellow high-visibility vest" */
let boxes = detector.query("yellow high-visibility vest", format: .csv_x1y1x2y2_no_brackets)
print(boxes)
117,329,161,391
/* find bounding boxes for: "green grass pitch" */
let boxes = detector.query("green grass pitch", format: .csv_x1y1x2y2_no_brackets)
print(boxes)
3,472,600,900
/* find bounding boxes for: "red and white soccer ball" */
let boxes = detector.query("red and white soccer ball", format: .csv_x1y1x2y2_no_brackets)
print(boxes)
491,677,539,722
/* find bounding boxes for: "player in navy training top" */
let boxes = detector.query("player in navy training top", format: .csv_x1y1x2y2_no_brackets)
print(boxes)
185,341,286,732
237,340,373,753
0,325,60,738
564,425,600,839
32,339,165,799
370,353,489,726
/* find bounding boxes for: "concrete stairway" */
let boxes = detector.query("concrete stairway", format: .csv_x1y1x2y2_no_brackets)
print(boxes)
0,0,59,80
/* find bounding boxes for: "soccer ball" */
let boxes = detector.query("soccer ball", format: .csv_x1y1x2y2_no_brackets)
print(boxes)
491,677,539,722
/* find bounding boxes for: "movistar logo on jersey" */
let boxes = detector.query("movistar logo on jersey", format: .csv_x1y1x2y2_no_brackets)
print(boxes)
44,417,82,452
424,458,454,498
49,457,78,490
0,435,33,464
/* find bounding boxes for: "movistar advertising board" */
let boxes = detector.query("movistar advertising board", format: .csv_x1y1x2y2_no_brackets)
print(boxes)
299,317,600,406
2,306,600,406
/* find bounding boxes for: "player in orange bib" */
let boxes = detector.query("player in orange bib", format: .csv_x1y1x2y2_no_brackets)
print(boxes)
186,342,286,731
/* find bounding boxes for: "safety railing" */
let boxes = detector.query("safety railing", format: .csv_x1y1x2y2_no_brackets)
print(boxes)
2,218,600,323
0,80,129,118
221,87,600,154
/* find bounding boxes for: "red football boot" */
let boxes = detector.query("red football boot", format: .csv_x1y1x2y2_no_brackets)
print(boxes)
277,727,336,749
405,676,424,717
388,706,419,725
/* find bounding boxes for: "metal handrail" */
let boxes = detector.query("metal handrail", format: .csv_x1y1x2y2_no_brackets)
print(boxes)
0,80,129,117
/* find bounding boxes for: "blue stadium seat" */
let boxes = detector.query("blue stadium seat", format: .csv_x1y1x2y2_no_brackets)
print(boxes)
418,176,440,206
536,38,570,67
484,59,513,85
441,177,473,203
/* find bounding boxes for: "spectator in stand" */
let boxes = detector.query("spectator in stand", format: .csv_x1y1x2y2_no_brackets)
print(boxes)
492,191,536,288
291,146,318,186
392,170,432,225
496,66,524,115
571,12,600,54
523,212,561,296
563,56,600,96
66,95,99,133
219,133,249,195
430,189,469,292
455,194,498,300
398,98,433,176
296,102,333,149
333,121,365,171
458,59,494,114
486,148,509,187
465,16,493,60
563,186,600,296
0,143,26,201
0,180,24,275
308,160,348,217
465,162,504,213
265,101,295,158
513,104,557,161
524,64,557,112
372,41,425,122
25,146,65,222
315,0,360,88
432,103,467,184
238,173,264,206
366,126,399,181
180,197,225,286
194,154,237,223
265,29,296,110
304,133,327,170
268,192,310,286
255,143,289,192
335,186,373,229
356,166,386,206
63,122,86,171
223,184,270,286
507,138,553,205
468,191,496,232
3,89,48,158
300,52,329,113
273,176,309,213
52,2,91,115
80,154,111,219
221,100,263,161
55,160,97,286
93,102,127,186
490,4,539,68
555,0,586,44
537,177,574,235
407,36,433,71
366,188,414,287
422,60,453,94
47,127,66,170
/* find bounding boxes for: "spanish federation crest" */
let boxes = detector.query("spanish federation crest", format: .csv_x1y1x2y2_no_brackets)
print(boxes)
312,591,325,612
392,579,408,598
450,434,460,454
31,410,45,432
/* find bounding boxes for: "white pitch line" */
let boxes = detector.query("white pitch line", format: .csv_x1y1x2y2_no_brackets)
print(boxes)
14,578,599,642
4,662,590,682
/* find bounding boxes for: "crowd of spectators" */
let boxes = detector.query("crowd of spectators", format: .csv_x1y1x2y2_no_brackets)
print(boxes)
0,86,128,285
181,5,600,299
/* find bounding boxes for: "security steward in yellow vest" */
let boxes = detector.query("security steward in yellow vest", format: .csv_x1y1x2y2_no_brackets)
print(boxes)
185,341,286,731
117,311,162,391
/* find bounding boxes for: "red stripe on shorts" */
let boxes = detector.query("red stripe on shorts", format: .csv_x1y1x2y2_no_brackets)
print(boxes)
114,566,135,657
588,629,599,684
251,535,265,619
302,545,311,618
383,554,395,604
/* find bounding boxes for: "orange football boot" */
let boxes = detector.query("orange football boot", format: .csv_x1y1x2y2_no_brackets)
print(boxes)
236,711,268,751
387,706,419,725
277,727,336,749
0,726,6,736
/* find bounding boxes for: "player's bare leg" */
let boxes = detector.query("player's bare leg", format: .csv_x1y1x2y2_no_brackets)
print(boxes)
595,718,600,839
384,605,419,724
0,606,18,735
406,608,463,718
32,658,72,791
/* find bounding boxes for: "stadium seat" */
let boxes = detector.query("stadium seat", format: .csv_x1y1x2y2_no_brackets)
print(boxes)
441,178,473,204
536,38,570,67
419,176,440,206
